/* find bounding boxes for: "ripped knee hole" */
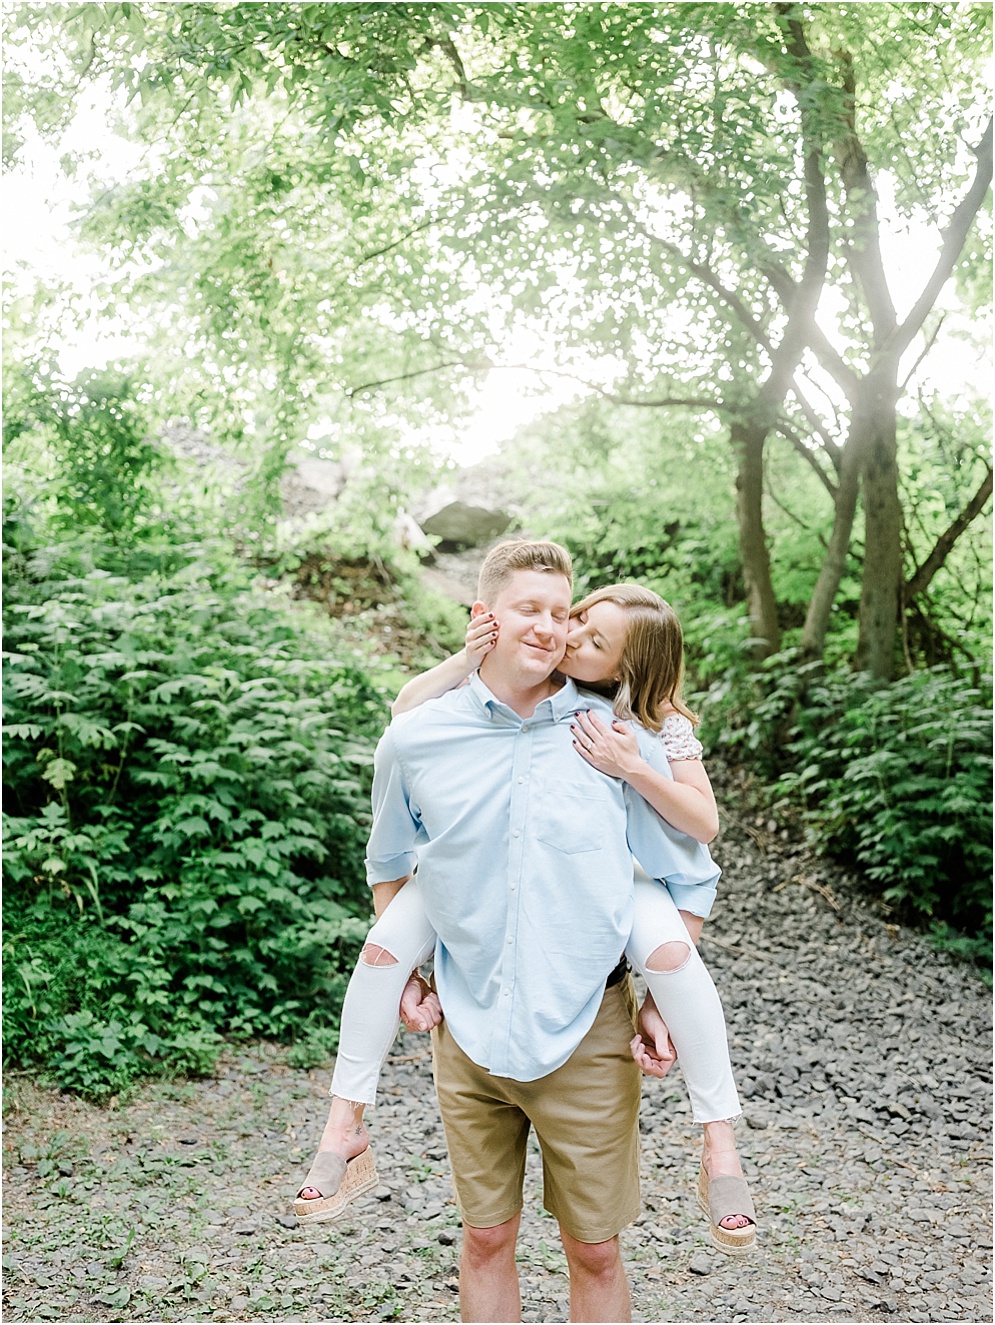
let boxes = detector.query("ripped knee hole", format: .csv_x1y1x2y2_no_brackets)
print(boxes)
645,940,692,973
360,943,399,967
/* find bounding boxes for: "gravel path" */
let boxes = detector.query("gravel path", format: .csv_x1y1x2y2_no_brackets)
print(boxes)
3,785,991,1324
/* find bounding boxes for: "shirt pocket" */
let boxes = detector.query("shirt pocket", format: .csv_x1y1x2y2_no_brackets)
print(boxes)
535,778,610,854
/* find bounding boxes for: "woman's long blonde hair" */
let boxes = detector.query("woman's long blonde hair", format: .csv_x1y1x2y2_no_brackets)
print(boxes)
570,583,698,732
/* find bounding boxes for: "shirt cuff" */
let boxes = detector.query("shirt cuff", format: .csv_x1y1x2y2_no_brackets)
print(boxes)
666,881,717,919
365,852,417,887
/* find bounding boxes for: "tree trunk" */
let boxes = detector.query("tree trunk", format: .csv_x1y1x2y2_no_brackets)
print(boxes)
732,417,781,658
855,373,903,678
800,432,863,661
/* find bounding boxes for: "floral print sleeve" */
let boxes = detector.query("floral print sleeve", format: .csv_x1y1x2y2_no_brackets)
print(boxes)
659,713,704,762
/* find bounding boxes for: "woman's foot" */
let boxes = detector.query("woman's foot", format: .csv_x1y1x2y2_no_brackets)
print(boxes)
299,1098,370,1202
701,1120,754,1233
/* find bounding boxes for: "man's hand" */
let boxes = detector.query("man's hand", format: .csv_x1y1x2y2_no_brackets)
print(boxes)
399,972,443,1032
630,994,677,1078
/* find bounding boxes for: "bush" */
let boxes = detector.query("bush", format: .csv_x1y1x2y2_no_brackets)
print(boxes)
722,659,994,960
2,508,387,1097
3,366,164,537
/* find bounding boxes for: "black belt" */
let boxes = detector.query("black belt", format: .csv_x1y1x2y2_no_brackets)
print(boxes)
605,956,629,989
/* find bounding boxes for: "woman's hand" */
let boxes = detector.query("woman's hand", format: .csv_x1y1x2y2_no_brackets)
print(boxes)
570,710,641,779
630,995,677,1078
466,612,499,666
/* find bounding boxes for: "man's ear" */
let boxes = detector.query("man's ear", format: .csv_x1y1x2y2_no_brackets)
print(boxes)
470,600,489,620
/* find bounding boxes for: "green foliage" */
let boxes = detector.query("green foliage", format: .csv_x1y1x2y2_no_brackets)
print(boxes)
706,655,993,958
2,503,387,1098
3,367,164,536
286,1024,342,1070
399,574,467,656
6,2,992,678
777,666,992,936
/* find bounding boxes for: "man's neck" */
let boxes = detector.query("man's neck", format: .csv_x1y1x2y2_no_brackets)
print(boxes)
479,664,564,719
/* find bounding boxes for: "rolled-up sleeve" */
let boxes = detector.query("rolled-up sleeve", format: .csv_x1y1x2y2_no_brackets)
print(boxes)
365,728,420,886
624,730,720,918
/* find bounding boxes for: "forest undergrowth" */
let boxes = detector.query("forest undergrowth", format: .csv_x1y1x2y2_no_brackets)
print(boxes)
2,493,991,1106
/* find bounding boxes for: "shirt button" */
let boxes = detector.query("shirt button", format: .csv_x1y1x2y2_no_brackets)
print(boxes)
509,883,517,891
506,936,513,944
503,989,511,997
517,777,524,784
513,830,521,838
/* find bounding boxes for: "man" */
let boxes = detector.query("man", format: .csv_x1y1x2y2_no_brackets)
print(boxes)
367,540,718,1322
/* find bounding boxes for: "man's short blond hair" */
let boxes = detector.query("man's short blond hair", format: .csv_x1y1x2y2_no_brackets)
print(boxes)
476,540,573,605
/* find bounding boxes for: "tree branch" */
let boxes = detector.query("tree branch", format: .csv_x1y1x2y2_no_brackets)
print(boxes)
345,359,491,397
356,217,438,266
423,32,469,97
490,363,721,410
346,355,722,413
889,117,994,360
764,454,824,537
622,210,775,356
801,319,862,398
832,48,899,344
899,313,946,394
785,378,844,471
773,419,839,500
904,466,994,601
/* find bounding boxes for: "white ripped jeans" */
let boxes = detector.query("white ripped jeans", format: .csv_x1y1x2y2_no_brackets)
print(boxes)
330,872,741,1123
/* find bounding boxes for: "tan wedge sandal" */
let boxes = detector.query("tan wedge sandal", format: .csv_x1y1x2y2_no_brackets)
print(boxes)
294,1148,379,1225
697,1164,757,1255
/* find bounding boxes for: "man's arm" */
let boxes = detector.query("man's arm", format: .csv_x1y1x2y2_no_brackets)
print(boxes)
365,730,441,1030
366,726,420,889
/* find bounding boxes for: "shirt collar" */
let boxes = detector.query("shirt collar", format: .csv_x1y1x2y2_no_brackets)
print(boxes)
468,671,582,724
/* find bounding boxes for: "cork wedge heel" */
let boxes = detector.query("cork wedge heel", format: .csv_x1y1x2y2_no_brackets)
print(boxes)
696,1164,757,1256
294,1148,379,1225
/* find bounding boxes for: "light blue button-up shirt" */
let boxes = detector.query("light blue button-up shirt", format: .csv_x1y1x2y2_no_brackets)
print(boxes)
366,674,720,1082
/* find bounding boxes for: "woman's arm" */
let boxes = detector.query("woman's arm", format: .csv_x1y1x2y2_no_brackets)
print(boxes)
390,613,499,717
571,710,720,843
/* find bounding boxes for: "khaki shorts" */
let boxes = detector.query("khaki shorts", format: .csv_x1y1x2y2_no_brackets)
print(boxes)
431,978,641,1244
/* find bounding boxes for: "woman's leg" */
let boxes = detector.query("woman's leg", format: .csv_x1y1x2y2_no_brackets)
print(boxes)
330,876,437,1106
299,878,436,1203
626,877,753,1234
626,877,741,1123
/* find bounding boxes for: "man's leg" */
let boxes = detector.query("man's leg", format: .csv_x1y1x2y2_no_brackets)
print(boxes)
459,1212,522,1323
432,1019,531,1323
559,1229,630,1324
518,979,641,1317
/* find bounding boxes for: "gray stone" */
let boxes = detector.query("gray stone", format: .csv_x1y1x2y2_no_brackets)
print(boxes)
420,501,512,549
688,1254,714,1276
